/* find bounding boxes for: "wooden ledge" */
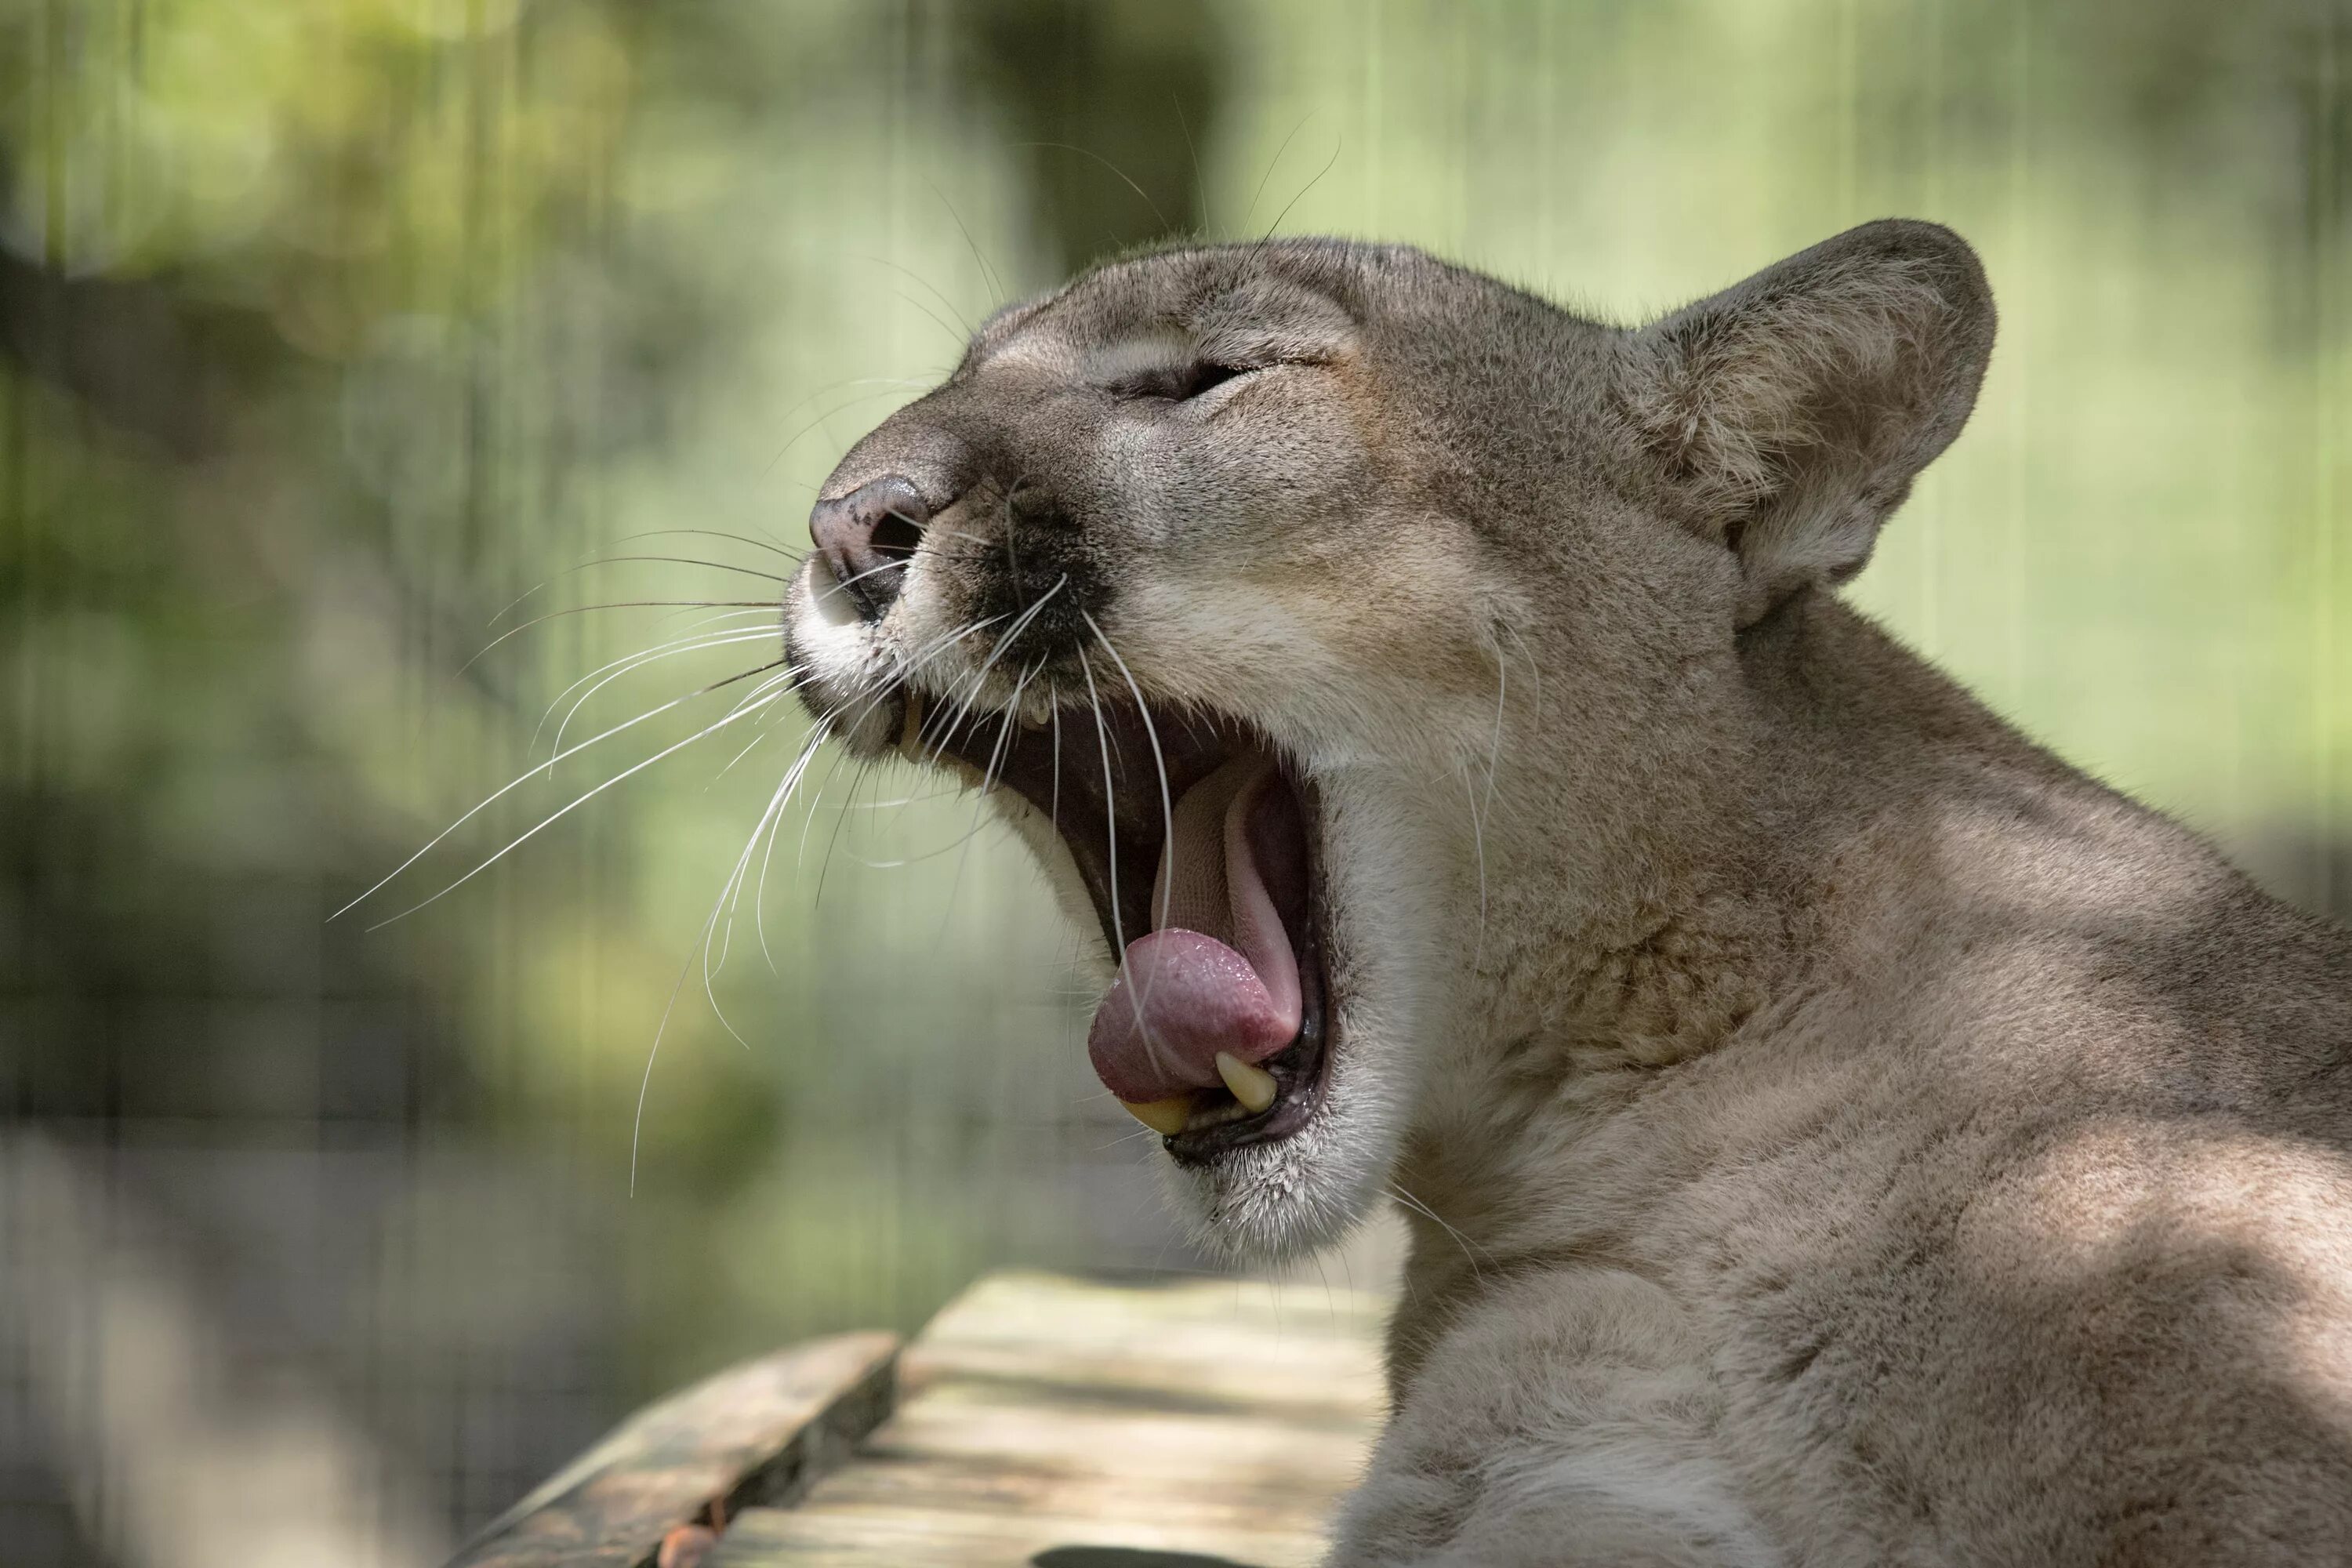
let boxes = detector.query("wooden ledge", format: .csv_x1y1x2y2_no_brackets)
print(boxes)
447,1330,900,1568
466,1272,1388,1566
714,1272,1385,1566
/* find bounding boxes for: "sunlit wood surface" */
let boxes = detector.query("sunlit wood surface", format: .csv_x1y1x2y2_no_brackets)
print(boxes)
710,1271,1387,1568
448,1332,901,1568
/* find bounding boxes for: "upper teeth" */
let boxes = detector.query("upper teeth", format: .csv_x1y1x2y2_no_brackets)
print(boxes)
898,690,927,758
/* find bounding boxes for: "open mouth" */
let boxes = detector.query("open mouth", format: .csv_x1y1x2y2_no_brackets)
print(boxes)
891,688,1333,1161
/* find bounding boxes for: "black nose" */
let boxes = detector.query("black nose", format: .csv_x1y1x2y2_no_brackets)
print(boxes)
809,475,930,621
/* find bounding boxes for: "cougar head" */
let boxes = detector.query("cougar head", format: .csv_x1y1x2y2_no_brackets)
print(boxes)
784,223,1994,1259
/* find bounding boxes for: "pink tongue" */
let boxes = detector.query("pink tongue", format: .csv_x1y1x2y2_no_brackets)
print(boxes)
1085,754,1304,1104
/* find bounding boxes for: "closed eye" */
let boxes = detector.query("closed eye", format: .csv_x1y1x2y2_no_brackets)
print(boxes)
1174,361,1247,399
1110,361,1254,402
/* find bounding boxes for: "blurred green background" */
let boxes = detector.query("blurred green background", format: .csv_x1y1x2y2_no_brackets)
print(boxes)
0,2,2344,1563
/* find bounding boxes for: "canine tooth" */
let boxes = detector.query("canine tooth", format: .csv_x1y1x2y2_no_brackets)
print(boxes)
1215,1052,1278,1114
1120,1096,1193,1137
898,690,926,757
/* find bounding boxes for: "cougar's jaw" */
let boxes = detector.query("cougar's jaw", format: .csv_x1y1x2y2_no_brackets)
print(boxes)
784,557,1398,1261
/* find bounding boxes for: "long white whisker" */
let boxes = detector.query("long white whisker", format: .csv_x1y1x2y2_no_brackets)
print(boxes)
851,616,1004,786
608,526,809,564
702,742,814,1048
975,659,1036,800
699,665,816,785
1082,612,1174,932
333,660,790,921
1076,648,1123,955
1388,1181,1494,1283
504,556,791,633
1048,680,1063,833
633,796,793,1190
651,604,789,635
488,536,800,627
1078,644,1185,1090
811,755,877,910
924,656,1042,935
717,665,804,723
361,674,790,930
920,586,1054,763
529,610,782,754
549,630,787,766
896,615,1011,739
952,575,1066,739
796,749,851,870
978,577,1067,692
458,600,772,673
1497,616,1543,727
1083,614,1181,1054
1465,769,1490,976
918,660,995,764
844,789,956,811
844,811,997,869
756,727,833,972
631,931,711,1196
797,631,981,906
710,731,769,785
829,554,918,597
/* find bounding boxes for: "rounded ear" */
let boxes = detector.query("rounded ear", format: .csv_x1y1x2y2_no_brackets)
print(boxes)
1612,220,1995,624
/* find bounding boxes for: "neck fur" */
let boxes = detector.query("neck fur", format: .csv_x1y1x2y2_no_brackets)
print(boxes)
1383,591,2052,1382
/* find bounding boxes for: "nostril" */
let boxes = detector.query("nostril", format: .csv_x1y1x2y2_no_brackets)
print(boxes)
809,474,931,622
869,509,922,562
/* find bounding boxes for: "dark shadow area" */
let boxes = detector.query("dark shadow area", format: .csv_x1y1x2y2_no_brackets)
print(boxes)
952,0,1232,277
1035,1548,1264,1568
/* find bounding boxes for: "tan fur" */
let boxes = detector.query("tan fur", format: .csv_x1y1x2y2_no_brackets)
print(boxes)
786,223,2352,1565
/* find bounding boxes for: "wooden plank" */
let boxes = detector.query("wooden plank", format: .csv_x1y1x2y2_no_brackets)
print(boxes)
448,1330,899,1568
708,1272,1385,1568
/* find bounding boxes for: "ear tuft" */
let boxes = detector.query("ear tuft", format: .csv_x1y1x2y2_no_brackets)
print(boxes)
1614,220,1995,622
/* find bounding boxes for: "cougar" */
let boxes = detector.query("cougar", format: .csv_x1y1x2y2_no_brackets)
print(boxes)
782,221,2352,1566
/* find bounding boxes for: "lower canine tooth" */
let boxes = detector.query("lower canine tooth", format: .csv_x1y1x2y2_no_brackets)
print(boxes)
898,690,926,757
1120,1097,1193,1137
1215,1052,1279,1114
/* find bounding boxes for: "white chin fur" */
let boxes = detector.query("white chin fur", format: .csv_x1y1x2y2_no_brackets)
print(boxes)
1158,1035,1400,1262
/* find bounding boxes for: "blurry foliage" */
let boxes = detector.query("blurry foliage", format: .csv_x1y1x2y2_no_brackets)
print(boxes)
0,0,2347,1556
0,0,626,296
